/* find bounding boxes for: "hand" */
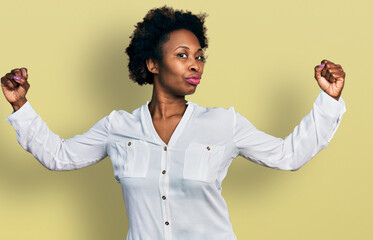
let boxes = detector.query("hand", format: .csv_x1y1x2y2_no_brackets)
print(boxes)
314,59,345,101
1,67,30,111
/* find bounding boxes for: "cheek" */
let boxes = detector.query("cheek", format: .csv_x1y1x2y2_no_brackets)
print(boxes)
162,62,185,80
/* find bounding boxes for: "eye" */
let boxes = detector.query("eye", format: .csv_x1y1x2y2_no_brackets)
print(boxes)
196,55,206,63
177,53,187,58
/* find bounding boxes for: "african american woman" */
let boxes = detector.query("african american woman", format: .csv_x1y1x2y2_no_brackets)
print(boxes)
1,6,346,240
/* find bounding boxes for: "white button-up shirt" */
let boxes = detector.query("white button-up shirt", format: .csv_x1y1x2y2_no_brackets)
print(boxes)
7,91,346,240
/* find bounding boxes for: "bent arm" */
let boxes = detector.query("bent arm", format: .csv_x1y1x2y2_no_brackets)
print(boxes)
233,91,346,170
7,101,112,171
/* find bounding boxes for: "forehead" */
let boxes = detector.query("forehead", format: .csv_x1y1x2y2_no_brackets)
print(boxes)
162,29,201,51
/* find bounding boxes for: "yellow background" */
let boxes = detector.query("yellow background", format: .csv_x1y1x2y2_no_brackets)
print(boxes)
1,0,371,239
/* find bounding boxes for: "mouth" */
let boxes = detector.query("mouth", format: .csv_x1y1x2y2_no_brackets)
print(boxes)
185,76,201,86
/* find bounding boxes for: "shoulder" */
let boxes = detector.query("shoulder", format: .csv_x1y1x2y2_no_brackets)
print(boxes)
106,104,144,126
190,102,236,131
190,101,236,119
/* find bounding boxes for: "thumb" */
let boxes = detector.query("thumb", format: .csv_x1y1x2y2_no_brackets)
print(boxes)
12,75,30,92
13,76,27,86
314,63,325,81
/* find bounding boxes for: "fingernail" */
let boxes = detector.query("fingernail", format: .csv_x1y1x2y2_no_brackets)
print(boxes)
317,64,325,68
13,76,21,81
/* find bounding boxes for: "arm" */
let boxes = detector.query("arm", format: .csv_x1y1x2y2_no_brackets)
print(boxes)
2,68,110,171
6,102,111,170
233,91,346,170
233,59,346,170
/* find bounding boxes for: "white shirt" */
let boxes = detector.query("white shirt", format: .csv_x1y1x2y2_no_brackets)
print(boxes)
7,90,346,240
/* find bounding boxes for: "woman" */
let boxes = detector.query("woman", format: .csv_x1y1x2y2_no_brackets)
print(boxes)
1,6,346,240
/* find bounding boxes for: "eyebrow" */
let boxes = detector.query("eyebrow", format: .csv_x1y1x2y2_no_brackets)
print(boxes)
174,46,203,52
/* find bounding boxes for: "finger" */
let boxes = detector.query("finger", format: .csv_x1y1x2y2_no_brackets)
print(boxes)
334,64,342,69
331,71,345,82
325,68,332,82
6,72,23,84
327,64,344,82
11,68,22,78
328,68,344,76
314,64,324,80
1,76,11,87
321,62,334,77
321,59,334,65
336,77,345,90
1,76,17,89
13,72,30,90
321,65,327,77
20,67,28,80
5,72,14,80
5,73,29,90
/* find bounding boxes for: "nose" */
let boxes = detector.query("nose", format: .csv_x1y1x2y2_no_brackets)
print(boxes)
188,58,202,73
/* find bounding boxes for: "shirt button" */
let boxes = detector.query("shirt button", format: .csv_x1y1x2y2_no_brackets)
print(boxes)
128,142,132,146
162,170,166,174
207,146,210,151
164,146,167,151
165,221,169,226
162,196,166,200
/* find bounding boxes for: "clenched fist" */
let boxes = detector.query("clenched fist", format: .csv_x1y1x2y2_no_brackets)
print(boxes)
1,67,30,111
314,60,345,101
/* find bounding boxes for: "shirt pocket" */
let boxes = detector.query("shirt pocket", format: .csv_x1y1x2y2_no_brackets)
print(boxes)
183,142,225,183
114,140,150,180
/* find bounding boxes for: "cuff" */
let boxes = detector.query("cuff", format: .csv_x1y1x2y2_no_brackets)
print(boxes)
6,101,39,130
314,90,346,118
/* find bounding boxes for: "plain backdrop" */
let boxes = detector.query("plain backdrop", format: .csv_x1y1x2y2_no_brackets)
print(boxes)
1,0,372,239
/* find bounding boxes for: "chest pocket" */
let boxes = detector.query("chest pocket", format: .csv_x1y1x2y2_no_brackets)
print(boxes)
183,142,225,183
113,140,150,180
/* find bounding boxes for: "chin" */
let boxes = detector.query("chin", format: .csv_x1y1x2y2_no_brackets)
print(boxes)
185,86,197,96
172,83,197,96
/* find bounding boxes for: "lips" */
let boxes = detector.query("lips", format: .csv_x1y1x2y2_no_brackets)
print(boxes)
185,75,201,85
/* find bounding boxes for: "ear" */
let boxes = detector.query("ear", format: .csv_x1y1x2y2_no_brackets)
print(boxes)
146,58,159,74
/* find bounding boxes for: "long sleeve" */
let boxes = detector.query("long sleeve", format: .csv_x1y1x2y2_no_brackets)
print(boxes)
233,91,346,170
6,101,112,171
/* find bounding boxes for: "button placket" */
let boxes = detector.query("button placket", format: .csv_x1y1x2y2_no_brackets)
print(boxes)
159,146,172,239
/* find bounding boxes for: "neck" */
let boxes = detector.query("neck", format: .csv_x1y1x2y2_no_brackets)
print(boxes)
148,84,187,119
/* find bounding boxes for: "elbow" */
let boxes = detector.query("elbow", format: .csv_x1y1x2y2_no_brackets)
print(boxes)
38,159,62,171
277,147,315,171
273,156,308,171
34,154,70,171
289,165,303,171
284,156,312,171
277,162,303,171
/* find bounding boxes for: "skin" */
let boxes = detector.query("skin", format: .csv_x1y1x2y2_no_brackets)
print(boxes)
1,29,345,144
146,29,205,144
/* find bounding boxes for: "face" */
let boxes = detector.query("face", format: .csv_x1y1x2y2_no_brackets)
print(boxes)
149,29,205,97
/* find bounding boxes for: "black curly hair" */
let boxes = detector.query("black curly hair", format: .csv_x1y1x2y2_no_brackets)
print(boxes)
125,6,208,85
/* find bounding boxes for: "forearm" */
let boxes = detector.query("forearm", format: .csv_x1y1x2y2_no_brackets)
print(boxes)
280,91,345,170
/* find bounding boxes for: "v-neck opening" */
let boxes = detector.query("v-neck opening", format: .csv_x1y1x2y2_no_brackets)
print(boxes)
143,101,195,147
